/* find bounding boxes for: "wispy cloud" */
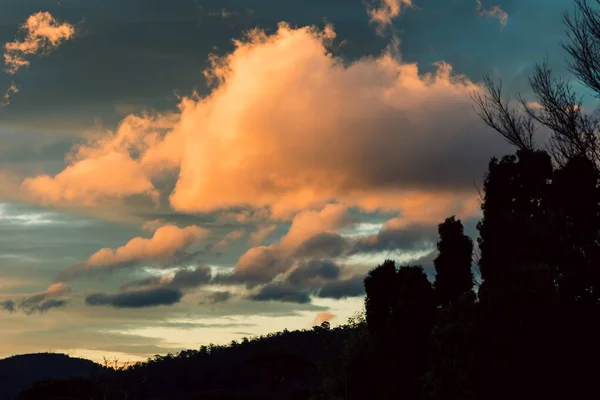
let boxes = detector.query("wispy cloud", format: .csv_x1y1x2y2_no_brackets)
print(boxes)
208,9,238,18
367,0,413,34
0,82,18,107
476,0,508,31
4,11,75,75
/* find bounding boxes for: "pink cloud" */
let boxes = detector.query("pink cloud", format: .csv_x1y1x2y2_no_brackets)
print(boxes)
87,225,207,267
58,225,208,280
22,22,502,223
232,204,351,284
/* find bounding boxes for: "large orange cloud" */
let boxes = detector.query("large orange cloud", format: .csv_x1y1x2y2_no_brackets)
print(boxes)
22,113,178,206
22,22,505,220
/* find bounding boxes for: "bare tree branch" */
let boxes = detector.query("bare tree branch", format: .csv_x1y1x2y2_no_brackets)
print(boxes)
471,76,536,151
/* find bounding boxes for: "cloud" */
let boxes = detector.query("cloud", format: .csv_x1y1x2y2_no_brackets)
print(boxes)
250,282,312,304
248,262,364,303
21,113,178,207
213,229,246,250
119,276,164,291
476,0,509,30
22,152,158,207
1,82,18,107
2,282,70,314
225,201,448,297
294,232,348,259
58,224,208,280
279,204,351,250
350,222,436,254
4,11,75,74
287,260,341,286
1,300,16,313
205,291,231,304
367,0,414,34
86,287,183,309
313,311,336,325
316,275,366,299
85,265,213,309
229,204,350,286
22,22,504,220
208,9,239,18
249,224,277,245
169,265,212,289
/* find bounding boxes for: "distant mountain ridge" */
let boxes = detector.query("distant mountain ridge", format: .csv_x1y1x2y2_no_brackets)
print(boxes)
0,352,100,399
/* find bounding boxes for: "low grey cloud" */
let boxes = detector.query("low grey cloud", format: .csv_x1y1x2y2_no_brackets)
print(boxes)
249,269,366,304
2,282,70,314
250,283,312,304
350,224,437,254
247,256,366,304
1,300,16,312
86,265,214,309
316,275,365,300
287,260,341,286
86,287,184,309
294,233,348,259
205,291,231,304
27,299,68,313
170,265,212,289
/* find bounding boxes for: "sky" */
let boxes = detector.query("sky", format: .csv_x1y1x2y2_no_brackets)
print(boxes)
0,0,583,363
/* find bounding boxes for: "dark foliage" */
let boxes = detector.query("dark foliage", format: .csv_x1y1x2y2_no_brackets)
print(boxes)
434,217,474,305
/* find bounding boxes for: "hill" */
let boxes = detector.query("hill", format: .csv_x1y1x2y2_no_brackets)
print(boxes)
0,352,102,399
14,322,353,399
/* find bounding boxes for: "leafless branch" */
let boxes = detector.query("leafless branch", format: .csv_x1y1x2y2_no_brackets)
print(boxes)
472,76,536,151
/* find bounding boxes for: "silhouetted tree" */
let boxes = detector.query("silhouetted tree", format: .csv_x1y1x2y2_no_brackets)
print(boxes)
424,291,478,400
393,265,437,400
550,155,600,304
476,149,556,306
473,149,562,400
433,216,474,305
470,2,600,396
364,259,397,337
363,262,436,399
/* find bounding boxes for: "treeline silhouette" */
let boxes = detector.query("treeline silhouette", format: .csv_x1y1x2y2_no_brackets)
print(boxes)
15,0,600,398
